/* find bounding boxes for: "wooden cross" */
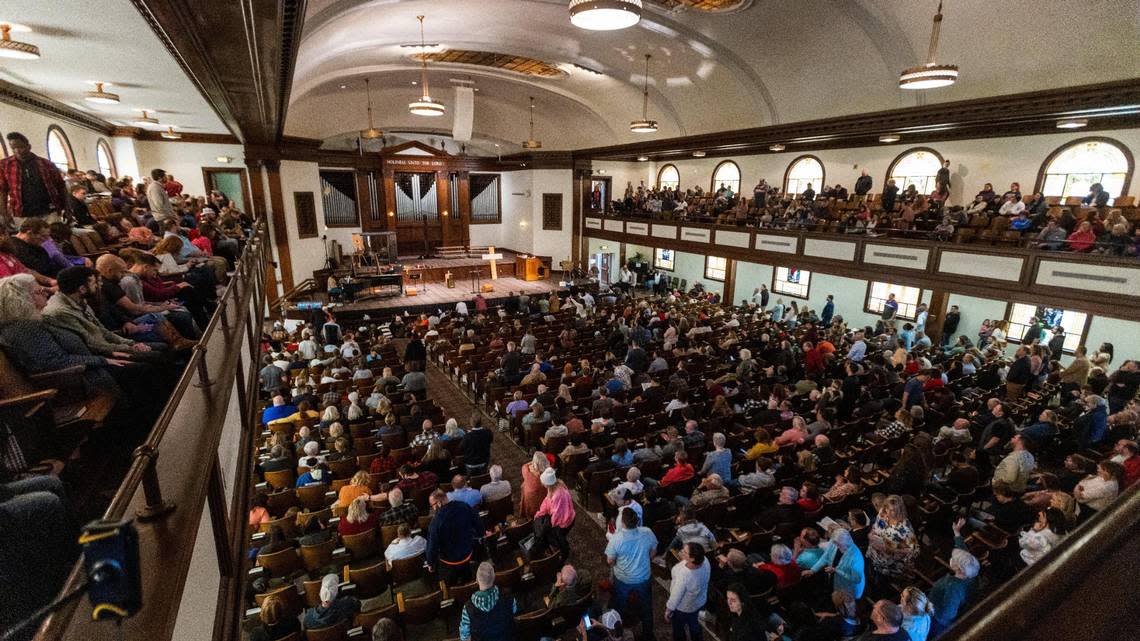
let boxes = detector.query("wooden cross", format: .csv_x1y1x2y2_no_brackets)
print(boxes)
481,245,504,280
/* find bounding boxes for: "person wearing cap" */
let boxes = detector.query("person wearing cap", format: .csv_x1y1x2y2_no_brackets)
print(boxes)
534,468,576,561
427,489,484,585
459,561,517,641
302,573,361,629
605,507,659,641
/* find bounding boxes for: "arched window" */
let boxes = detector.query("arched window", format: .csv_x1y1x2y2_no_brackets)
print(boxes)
45,126,75,173
658,164,680,190
96,139,117,179
886,148,943,195
0,132,7,158
783,155,824,196
711,160,741,194
1037,138,1132,200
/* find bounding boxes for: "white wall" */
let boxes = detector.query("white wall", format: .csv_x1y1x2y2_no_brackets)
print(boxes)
0,101,118,176
528,169,574,264
602,128,1140,205
133,140,245,197
276,160,362,288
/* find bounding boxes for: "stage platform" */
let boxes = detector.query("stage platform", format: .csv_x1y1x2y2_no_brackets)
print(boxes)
320,276,568,323
313,251,558,293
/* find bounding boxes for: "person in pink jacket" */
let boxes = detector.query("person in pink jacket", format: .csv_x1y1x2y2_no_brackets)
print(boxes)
534,467,576,561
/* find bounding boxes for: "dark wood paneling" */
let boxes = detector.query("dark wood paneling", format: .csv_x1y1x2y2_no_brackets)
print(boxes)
293,191,318,239
264,161,295,292
542,193,564,230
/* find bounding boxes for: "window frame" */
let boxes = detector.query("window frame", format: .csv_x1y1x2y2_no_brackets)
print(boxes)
782,155,825,197
45,125,75,173
771,266,811,300
710,160,741,194
704,255,727,282
885,147,944,197
95,138,117,179
864,280,924,321
653,247,675,272
1034,136,1133,200
1003,301,1092,355
657,164,680,190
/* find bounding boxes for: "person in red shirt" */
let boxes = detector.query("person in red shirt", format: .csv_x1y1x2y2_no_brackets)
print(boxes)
1115,440,1140,488
659,450,695,487
754,543,801,588
797,482,822,512
163,174,184,197
804,342,826,377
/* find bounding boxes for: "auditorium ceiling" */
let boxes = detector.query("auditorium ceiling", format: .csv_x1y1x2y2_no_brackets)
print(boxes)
285,0,1140,152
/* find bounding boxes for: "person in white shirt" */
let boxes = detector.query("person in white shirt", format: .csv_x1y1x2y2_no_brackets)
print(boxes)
455,300,469,316
582,292,596,309
1018,508,1067,566
1074,460,1123,513
665,542,710,639
384,524,427,562
340,334,361,360
297,334,319,360
998,194,1025,217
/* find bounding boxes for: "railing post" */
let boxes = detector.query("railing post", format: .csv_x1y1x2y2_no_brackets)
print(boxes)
134,445,176,521
207,455,233,578
194,344,214,387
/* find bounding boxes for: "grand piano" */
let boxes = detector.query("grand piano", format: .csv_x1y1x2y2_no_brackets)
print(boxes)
349,268,403,300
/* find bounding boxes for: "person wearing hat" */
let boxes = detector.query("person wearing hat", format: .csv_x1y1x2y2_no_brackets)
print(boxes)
534,468,576,561
459,561,517,641
303,573,361,629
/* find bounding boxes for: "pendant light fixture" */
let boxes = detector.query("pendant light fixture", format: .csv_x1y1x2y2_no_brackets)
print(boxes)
878,134,901,143
408,16,445,117
629,54,658,134
133,110,159,125
522,96,542,149
769,144,786,152
0,23,39,60
568,0,642,31
899,1,958,89
360,78,383,139
160,126,182,140
85,82,120,105
1056,118,1088,129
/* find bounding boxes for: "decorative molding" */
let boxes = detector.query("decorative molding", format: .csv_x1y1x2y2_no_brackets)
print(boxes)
0,79,114,134
111,127,241,144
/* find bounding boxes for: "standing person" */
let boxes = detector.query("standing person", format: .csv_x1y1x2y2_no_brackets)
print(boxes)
881,293,899,327
534,468,576,561
461,415,494,475
145,169,174,224
666,542,710,641
820,294,835,327
855,170,873,197
605,508,659,641
940,305,961,348
520,451,550,517
936,160,951,193
426,490,484,585
459,562,517,641
856,600,910,641
0,132,69,228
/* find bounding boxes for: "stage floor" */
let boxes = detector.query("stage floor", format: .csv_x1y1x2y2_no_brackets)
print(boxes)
332,275,563,315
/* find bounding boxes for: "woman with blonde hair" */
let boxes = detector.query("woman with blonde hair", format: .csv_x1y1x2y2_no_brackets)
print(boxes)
868,495,919,582
338,495,379,536
440,417,465,441
520,451,550,516
152,235,189,276
319,405,341,430
900,586,935,641
337,470,375,508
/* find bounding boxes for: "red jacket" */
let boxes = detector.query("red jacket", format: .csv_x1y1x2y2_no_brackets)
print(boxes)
660,463,694,487
0,153,68,216
164,179,184,197
1123,456,1140,488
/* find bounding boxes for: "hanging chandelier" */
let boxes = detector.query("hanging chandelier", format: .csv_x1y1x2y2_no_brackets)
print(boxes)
522,96,542,149
409,16,445,117
899,1,958,89
160,126,182,140
0,23,39,59
85,82,120,105
133,110,159,125
629,54,658,133
360,78,383,139
569,0,642,31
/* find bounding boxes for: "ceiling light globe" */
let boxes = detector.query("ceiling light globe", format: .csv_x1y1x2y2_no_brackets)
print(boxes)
569,0,642,30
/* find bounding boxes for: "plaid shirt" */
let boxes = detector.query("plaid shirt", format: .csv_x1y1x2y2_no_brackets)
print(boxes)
377,500,419,526
0,154,68,216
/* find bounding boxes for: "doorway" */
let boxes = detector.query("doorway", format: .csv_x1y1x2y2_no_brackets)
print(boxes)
593,252,615,285
202,167,251,214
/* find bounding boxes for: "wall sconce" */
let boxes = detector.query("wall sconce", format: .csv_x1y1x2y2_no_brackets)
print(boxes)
519,220,528,227
215,156,232,163
387,211,395,217
442,210,448,216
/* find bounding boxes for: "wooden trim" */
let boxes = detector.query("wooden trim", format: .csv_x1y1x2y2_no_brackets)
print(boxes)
771,266,812,300
0,79,115,135
782,155,825,196
264,161,295,292
95,138,117,178
133,129,240,145
884,146,944,191
1033,135,1135,198
576,78,1140,161
711,159,742,193
45,125,76,172
722,257,737,306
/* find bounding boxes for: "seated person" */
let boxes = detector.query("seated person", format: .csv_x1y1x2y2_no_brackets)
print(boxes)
303,574,361,629
384,524,427,563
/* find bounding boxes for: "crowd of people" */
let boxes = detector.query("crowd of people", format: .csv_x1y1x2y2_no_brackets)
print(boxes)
241,269,1136,641
0,130,252,639
607,174,1138,256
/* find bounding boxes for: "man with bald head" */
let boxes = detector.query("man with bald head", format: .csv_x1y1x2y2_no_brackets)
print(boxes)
94,253,196,349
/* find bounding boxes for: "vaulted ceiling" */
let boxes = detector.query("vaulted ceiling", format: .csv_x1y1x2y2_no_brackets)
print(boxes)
285,0,1140,152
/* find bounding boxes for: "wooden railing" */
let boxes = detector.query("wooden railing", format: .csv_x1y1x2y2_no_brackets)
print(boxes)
33,219,271,641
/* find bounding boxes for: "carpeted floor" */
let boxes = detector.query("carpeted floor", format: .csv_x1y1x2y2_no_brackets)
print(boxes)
423,361,683,641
